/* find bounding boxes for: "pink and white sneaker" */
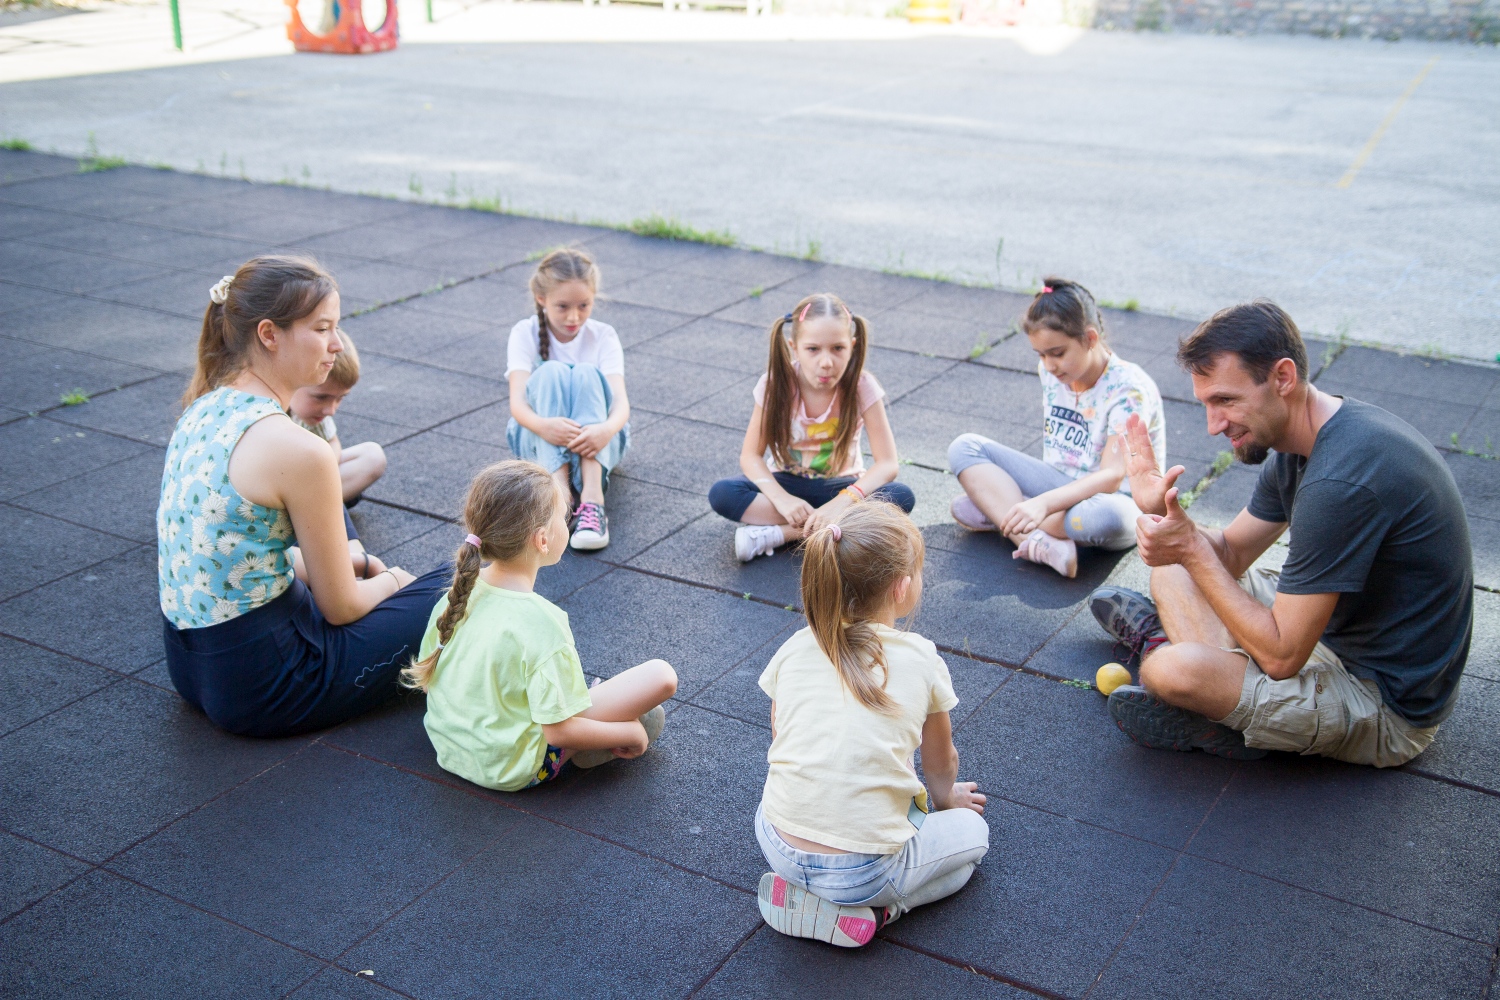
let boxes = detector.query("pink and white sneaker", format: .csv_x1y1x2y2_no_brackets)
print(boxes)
1014,528,1078,578
570,502,609,551
950,495,996,532
757,873,881,948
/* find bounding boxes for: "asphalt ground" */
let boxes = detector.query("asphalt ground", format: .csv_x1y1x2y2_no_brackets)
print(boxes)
1,151,1498,998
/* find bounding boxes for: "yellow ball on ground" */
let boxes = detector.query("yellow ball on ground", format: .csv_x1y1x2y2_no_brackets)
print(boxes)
1095,662,1132,696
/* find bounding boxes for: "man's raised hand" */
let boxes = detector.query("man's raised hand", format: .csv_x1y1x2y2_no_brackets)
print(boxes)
1135,483,1200,567
1125,413,1184,516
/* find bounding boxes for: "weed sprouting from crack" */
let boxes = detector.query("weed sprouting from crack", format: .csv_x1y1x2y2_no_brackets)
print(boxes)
59,389,90,406
78,133,125,173
628,214,735,247
1178,450,1234,509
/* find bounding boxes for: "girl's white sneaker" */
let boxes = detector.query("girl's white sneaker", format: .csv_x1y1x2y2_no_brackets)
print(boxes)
734,524,784,562
757,873,880,948
1014,528,1078,579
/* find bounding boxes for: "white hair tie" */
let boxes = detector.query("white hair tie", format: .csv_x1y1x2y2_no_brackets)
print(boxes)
208,275,234,305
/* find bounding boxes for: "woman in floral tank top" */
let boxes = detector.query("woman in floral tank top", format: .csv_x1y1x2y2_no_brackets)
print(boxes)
157,255,449,737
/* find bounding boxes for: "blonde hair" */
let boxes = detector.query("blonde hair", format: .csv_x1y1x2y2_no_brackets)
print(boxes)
401,461,561,691
761,293,869,474
529,248,600,363
184,254,337,407
327,328,361,388
800,501,925,713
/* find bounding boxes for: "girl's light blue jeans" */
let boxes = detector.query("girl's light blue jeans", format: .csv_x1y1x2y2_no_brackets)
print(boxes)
947,433,1140,551
754,801,989,922
507,361,629,494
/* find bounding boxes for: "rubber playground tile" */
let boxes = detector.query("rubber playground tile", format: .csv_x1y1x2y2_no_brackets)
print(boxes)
360,425,507,515
337,300,493,363
13,448,164,544
881,799,1179,999
285,967,396,1000
347,503,449,556
1179,462,1259,529
219,183,423,226
1466,516,1500,591
684,635,789,729
317,690,450,785
620,350,750,419
1316,346,1500,403
914,543,1115,666
0,505,138,600
579,228,717,272
381,237,533,284
1093,308,1196,354
1133,346,1198,405
1404,676,1500,794
1444,451,1500,521
973,330,1042,374
570,475,708,563
899,364,1042,425
559,570,798,699
32,222,265,272
1191,756,1500,940
1018,606,1121,683
402,271,533,324
0,678,308,862
1161,397,1223,464
625,512,805,610
698,929,1035,1000
0,277,71,317
1468,589,1500,683
0,545,162,674
0,207,92,247
672,245,820,287
320,410,415,449
339,360,504,432
764,264,937,314
0,636,119,738
589,299,701,347
1455,402,1500,453
671,374,763,432
868,305,1008,361
0,829,90,923
634,315,770,374
885,399,1037,471
1313,383,1481,450
45,372,186,446
112,744,519,958
341,813,760,1000
313,256,448,310
1090,855,1495,1000
0,417,153,501
518,704,774,892
6,296,201,371
292,216,493,263
0,239,164,295
120,198,354,247
956,671,1236,848
0,333,62,369
0,346,158,416
616,415,746,495
0,868,321,1000
611,269,754,317
900,283,1034,326
98,267,245,319
415,324,509,377
429,399,508,446
0,178,183,220
0,148,80,186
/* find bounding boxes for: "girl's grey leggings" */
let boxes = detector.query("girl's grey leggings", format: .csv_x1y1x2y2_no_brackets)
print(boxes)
948,433,1140,550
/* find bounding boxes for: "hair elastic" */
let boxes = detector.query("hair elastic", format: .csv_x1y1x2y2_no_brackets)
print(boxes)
208,275,234,305
829,524,842,542
783,313,794,324
1041,285,1054,294
464,533,482,549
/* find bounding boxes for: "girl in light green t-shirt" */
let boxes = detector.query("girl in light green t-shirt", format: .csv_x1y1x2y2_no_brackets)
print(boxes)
402,460,677,792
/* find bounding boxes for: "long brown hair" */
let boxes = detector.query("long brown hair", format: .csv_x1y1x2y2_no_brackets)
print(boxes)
800,500,925,713
184,254,338,407
529,248,600,363
760,293,869,473
401,460,561,691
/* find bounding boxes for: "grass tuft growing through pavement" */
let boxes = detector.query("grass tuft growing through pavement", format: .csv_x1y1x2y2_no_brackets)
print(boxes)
59,389,90,406
627,214,735,246
78,133,126,173
1,137,32,151
1178,450,1234,509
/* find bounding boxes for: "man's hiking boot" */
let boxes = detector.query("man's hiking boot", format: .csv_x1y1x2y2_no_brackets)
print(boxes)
1108,685,1267,760
1090,586,1168,668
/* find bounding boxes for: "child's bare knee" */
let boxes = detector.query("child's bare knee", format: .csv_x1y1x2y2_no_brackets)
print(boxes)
645,658,677,698
369,442,387,473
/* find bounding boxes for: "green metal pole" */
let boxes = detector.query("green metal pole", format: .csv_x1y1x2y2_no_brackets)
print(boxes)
169,0,183,49
425,0,433,22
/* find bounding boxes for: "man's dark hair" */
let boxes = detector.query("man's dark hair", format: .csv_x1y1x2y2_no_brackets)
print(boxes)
1177,300,1309,384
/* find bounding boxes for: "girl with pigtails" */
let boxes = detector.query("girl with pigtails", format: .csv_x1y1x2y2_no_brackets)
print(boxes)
506,248,630,552
403,460,676,792
753,501,989,949
157,255,450,737
708,293,915,563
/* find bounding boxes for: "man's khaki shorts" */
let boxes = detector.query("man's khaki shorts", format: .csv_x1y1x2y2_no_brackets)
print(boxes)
1217,563,1438,769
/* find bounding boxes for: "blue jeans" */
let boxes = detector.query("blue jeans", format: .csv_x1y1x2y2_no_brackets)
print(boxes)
163,567,450,738
755,802,989,922
947,433,1140,550
708,471,916,523
507,361,629,494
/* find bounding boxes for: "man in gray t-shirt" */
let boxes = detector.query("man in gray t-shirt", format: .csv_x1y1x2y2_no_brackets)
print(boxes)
1088,301,1472,768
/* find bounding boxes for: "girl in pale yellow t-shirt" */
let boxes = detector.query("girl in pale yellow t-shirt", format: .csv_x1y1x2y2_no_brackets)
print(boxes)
400,460,676,792
754,501,990,948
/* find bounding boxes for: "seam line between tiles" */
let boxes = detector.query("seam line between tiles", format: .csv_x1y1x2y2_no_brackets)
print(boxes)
685,924,764,1000
880,938,1071,1000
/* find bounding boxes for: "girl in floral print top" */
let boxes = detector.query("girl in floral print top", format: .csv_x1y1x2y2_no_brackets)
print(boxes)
157,255,449,737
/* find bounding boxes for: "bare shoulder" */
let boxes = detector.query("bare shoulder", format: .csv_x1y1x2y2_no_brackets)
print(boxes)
238,412,332,469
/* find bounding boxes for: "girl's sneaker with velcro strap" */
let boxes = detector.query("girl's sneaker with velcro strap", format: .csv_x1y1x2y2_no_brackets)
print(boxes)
757,873,882,948
570,502,609,551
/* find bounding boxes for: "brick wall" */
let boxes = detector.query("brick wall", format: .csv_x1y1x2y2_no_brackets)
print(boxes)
1086,0,1497,41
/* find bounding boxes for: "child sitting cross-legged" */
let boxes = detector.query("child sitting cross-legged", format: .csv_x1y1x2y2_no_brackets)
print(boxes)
402,460,677,792
755,501,989,948
708,293,914,563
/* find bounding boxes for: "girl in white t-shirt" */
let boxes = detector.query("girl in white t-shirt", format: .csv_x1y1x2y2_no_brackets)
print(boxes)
708,293,914,563
755,500,988,948
505,249,630,552
947,277,1166,578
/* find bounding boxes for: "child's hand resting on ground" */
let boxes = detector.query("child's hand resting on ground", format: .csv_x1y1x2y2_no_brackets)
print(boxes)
1000,497,1050,537
539,416,583,448
568,423,614,459
931,780,986,815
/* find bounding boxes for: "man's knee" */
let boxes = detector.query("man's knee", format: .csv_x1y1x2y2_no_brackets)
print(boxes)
1139,643,1196,703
